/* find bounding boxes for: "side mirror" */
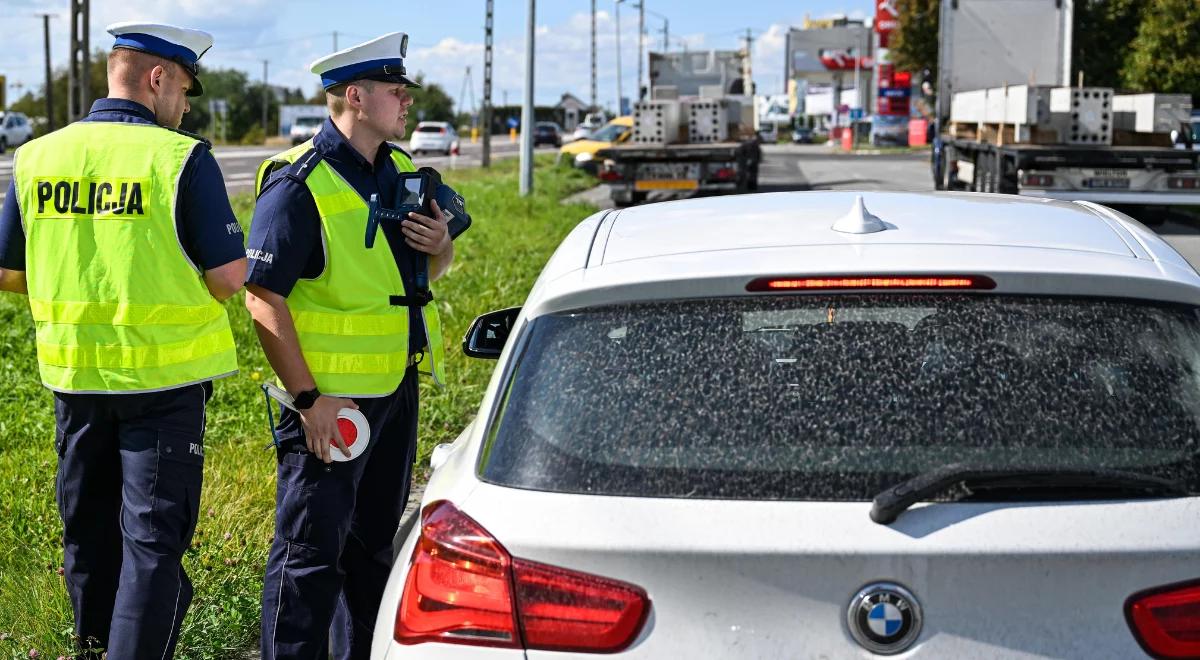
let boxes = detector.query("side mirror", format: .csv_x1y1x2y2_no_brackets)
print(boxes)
616,130,632,143
463,306,521,359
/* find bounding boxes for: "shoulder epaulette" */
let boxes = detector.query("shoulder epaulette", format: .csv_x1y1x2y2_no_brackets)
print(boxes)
284,148,322,184
164,126,213,149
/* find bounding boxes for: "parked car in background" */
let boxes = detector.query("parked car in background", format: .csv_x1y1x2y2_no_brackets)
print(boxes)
572,111,609,141
792,126,814,144
0,111,34,153
534,121,563,147
757,122,779,143
558,116,633,173
289,115,325,145
371,191,1200,659
409,121,458,156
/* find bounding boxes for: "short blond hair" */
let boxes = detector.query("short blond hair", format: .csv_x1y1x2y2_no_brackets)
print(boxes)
325,80,376,116
108,47,184,90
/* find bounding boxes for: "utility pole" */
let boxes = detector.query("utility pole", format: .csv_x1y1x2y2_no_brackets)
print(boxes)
590,0,597,110
333,31,339,52
481,0,494,167
519,0,535,196
67,0,90,121
261,59,269,140
458,66,475,120
636,1,644,101
614,0,623,116
741,28,754,96
40,13,54,131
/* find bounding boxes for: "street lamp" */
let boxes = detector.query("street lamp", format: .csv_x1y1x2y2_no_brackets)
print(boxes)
614,0,624,116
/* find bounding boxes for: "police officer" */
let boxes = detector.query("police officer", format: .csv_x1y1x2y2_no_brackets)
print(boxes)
244,32,452,659
0,22,246,659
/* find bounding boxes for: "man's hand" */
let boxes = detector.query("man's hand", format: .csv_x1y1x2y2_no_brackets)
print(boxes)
402,199,452,256
299,395,359,463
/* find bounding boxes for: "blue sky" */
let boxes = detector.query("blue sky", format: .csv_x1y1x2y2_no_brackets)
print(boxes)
1,0,871,112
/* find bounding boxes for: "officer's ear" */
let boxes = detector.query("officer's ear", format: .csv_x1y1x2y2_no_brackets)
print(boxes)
148,64,169,95
344,83,366,112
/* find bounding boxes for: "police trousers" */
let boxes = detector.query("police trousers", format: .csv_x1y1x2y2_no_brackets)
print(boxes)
54,382,210,659
260,367,419,660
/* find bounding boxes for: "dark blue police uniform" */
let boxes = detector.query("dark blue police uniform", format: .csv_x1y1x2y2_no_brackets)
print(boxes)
0,98,244,658
248,119,427,660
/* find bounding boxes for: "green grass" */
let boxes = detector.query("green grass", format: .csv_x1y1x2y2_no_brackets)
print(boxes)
0,155,599,659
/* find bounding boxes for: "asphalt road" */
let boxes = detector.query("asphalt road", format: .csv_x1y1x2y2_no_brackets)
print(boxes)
0,138,552,201
5,140,1200,269
577,143,1200,271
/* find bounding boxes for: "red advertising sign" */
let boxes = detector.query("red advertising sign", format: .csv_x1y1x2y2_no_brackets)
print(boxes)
818,49,871,71
875,0,899,35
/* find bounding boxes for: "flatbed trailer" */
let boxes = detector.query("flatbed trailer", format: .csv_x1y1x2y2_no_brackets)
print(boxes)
596,141,761,206
935,138,1200,205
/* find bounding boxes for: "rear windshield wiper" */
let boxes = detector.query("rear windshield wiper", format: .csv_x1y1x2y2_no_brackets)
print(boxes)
870,464,1188,525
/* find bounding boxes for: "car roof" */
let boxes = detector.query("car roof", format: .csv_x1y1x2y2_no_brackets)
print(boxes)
525,191,1200,315
417,121,450,126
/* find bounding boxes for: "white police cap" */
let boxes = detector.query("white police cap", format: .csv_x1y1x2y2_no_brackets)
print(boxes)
310,32,420,90
106,22,213,97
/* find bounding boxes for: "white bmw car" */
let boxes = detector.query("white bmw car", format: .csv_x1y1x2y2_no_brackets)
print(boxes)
372,192,1200,659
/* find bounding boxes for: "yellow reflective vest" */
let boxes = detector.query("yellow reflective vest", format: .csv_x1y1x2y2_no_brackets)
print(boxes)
255,141,446,397
14,122,238,393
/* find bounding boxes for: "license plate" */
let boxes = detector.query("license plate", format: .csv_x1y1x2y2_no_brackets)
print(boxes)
636,163,699,180
635,179,700,191
1082,177,1130,189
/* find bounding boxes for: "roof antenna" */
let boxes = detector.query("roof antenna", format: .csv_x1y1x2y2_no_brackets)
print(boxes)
832,195,888,234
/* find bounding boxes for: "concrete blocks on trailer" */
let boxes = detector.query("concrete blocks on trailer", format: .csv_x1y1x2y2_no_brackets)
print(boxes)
1113,94,1193,134
632,100,684,145
687,99,730,143
1049,87,1113,145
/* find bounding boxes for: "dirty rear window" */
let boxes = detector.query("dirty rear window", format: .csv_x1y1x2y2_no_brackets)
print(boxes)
478,295,1200,500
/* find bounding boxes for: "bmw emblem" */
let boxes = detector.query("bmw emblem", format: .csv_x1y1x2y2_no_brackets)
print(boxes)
846,582,923,655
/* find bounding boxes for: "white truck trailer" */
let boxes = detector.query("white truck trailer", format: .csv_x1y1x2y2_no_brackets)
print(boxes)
596,51,763,206
932,0,1199,206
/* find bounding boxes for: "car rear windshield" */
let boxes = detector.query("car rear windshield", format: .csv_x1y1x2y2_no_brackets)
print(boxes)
479,295,1200,500
417,125,446,133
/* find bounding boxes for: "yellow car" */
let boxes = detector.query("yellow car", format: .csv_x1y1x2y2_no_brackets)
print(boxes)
559,116,633,172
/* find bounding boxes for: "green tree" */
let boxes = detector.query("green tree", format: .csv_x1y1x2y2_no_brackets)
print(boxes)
1073,0,1144,89
1121,0,1200,100
888,0,939,84
180,67,251,137
405,74,455,132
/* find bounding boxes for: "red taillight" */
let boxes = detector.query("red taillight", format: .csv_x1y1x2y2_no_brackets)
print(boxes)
396,501,651,653
1021,173,1055,188
746,275,997,291
1127,580,1200,659
396,501,519,648
711,167,737,181
598,169,623,182
1168,177,1199,190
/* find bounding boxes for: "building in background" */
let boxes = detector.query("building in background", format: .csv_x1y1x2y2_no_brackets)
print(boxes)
556,93,589,132
785,15,874,131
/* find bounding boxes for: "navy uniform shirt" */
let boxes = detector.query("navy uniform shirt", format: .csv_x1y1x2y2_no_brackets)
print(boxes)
0,98,245,271
245,118,427,355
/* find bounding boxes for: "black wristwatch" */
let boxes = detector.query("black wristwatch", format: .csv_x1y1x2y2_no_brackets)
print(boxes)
293,387,321,410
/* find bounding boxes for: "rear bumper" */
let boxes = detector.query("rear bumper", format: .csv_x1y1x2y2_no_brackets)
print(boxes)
1019,189,1200,205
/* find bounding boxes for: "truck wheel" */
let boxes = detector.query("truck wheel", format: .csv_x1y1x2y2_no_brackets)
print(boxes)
631,191,648,205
